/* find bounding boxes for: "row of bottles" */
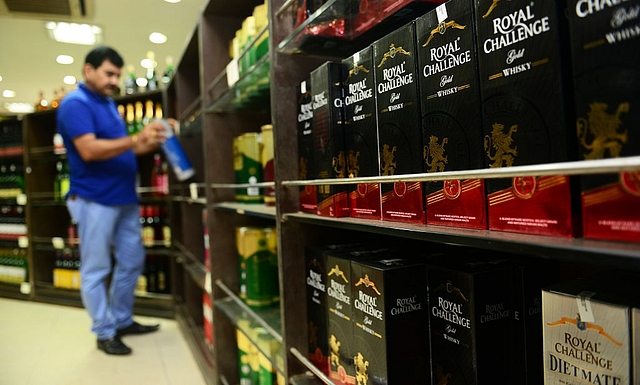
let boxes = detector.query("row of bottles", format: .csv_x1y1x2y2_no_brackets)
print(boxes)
53,247,80,289
0,248,28,285
35,87,67,112
53,247,170,294
119,100,163,136
0,163,25,198
135,254,170,294
229,0,270,109
140,204,170,248
123,52,174,95
0,205,26,240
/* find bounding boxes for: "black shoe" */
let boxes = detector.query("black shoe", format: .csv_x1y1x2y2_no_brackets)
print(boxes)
97,336,132,355
117,321,160,337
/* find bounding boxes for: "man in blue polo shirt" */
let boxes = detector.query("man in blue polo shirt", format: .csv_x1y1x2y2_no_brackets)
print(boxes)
57,46,170,355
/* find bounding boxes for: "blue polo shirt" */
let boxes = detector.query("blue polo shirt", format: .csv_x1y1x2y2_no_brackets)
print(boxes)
57,83,138,205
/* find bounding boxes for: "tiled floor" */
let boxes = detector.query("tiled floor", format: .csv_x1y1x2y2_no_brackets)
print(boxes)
0,297,207,385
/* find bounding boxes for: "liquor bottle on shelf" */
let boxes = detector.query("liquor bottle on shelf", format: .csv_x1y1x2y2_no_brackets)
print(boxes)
143,205,155,247
54,161,70,201
0,163,25,198
151,153,169,196
134,101,144,134
68,218,78,247
152,205,163,243
35,91,48,112
53,132,66,155
125,103,136,135
154,102,163,120
162,56,174,86
162,205,171,248
145,51,158,91
124,65,137,95
143,100,154,126
50,89,60,109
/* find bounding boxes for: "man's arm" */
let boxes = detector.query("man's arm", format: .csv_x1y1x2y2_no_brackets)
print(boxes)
73,120,168,161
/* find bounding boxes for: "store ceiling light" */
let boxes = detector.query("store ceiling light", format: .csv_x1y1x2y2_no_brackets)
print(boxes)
56,55,74,65
45,22,102,45
149,32,167,44
63,76,76,85
164,0,182,3
3,90,16,98
5,102,35,114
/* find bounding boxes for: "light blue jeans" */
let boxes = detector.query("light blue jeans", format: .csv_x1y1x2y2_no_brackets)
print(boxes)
66,196,144,340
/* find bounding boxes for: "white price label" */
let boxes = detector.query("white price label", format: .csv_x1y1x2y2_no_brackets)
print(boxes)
226,59,240,88
576,291,596,323
52,237,65,249
20,282,31,294
18,236,28,248
16,194,27,205
189,183,198,200
436,3,449,23
204,272,212,295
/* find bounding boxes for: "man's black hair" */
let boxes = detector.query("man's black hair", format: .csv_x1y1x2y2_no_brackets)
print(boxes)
85,46,124,69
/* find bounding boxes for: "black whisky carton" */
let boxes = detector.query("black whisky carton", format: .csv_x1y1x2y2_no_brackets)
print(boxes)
351,253,430,384
325,246,391,385
297,78,317,214
542,272,640,385
416,0,487,230
311,61,350,218
427,254,514,385
474,0,579,237
342,45,382,220
510,258,561,385
305,243,367,376
566,0,640,242
634,306,640,385
373,21,425,224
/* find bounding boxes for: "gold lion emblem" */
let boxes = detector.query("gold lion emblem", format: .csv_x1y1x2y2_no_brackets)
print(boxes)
424,135,449,172
484,122,518,168
483,0,511,19
577,101,629,160
422,20,466,47
354,352,369,385
332,151,346,178
380,143,397,176
377,44,411,68
347,149,360,178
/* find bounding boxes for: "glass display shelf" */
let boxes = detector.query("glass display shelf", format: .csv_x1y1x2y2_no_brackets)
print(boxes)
212,201,276,219
205,24,270,114
215,281,284,376
276,0,435,57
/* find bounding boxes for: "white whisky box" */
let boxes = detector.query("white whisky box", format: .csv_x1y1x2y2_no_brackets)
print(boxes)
542,280,632,385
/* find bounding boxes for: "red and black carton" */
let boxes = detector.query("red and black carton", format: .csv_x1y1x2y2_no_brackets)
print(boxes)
566,0,640,242
311,61,350,218
510,258,561,385
474,0,579,237
542,272,640,385
427,254,514,385
297,78,317,214
351,254,430,384
305,244,367,376
373,21,425,224
416,0,487,230
342,45,382,220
